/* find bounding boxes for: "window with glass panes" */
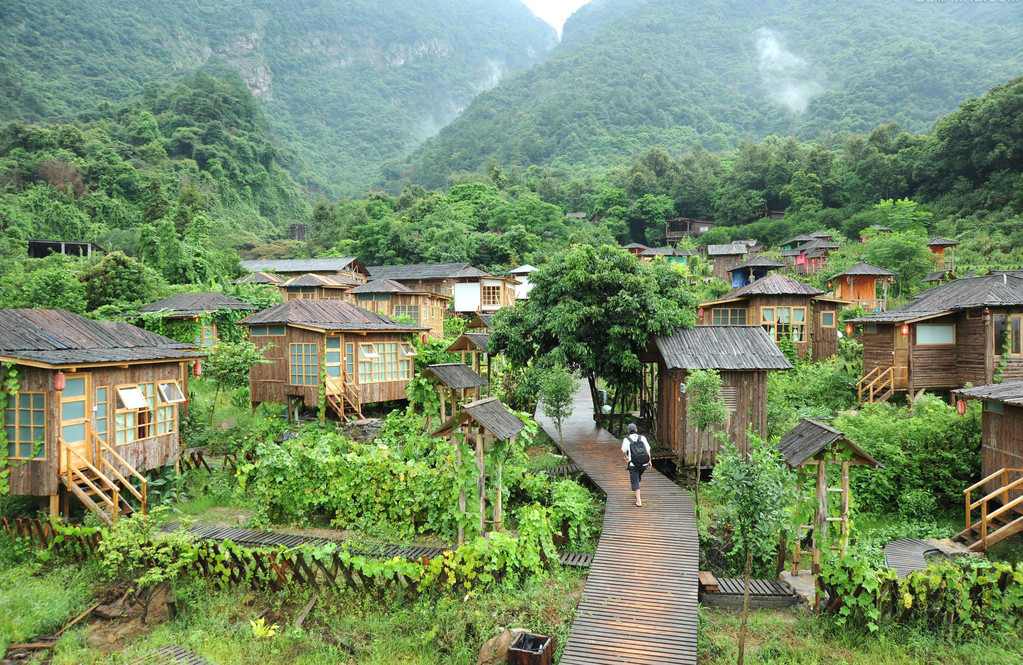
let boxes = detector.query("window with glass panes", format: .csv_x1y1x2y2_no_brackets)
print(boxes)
994,315,1022,355
394,305,419,325
289,344,318,385
711,308,747,325
4,393,45,459
346,342,355,381
95,387,108,442
324,337,342,380
357,342,412,383
761,306,806,342
481,285,500,307
115,384,153,445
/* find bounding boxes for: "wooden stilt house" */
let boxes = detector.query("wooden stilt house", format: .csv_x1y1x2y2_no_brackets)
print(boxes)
420,363,487,426
448,330,497,395
279,273,361,301
643,326,791,467
240,257,370,283
928,237,958,272
829,262,894,313
707,243,750,281
777,419,880,608
0,309,202,523
433,397,525,544
638,247,694,266
135,292,256,346
727,256,785,289
238,300,426,420
850,274,1023,403
365,263,518,314
346,279,452,338
950,381,1023,551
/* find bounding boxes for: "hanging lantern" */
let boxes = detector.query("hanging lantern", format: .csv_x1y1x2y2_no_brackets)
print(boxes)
983,308,991,324
698,308,705,319
846,323,853,336
192,360,202,378
901,323,910,336
421,333,427,344
956,400,967,416
53,371,66,392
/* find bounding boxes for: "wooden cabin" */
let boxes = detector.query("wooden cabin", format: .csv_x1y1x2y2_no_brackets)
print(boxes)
279,273,361,301
727,256,785,289
706,243,750,281
665,217,715,242
136,292,256,346
365,263,517,314
830,262,894,313
698,273,848,361
509,265,537,300
28,239,103,259
792,239,840,275
346,279,451,338
240,257,370,283
643,326,791,467
780,234,815,253
0,309,200,522
238,300,426,420
928,237,959,272
622,242,649,256
233,271,285,286
421,363,487,424
638,247,695,265
850,274,1023,402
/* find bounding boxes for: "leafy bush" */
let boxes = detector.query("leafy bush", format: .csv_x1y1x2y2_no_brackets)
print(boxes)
834,396,981,517
767,361,857,437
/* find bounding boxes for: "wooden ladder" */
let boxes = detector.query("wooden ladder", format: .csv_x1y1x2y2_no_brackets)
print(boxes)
955,468,1023,551
60,432,147,526
857,366,894,404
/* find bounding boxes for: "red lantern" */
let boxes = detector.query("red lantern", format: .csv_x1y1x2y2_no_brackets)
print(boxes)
846,323,853,336
53,371,66,392
422,334,427,344
698,308,705,319
192,360,202,378
901,323,910,337
956,399,967,416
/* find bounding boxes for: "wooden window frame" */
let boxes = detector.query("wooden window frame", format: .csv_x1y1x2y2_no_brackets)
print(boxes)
249,325,284,336
916,323,956,346
712,308,747,325
481,284,501,308
985,400,1004,413
114,382,166,445
289,343,319,386
95,387,108,443
993,314,1023,356
4,392,46,460
820,311,836,328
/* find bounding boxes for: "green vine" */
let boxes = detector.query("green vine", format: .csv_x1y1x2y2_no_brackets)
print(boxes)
994,329,1011,384
0,362,21,498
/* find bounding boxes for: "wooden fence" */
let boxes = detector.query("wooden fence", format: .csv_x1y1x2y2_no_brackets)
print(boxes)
1,518,100,559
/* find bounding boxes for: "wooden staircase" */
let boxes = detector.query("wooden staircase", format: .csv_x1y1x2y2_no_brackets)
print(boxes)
60,431,147,526
324,372,362,422
954,468,1023,551
857,366,894,404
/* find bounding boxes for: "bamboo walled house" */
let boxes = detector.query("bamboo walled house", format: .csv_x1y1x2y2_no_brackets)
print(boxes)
240,257,370,282
278,273,362,300
238,299,426,420
135,292,256,346
850,274,1023,403
0,309,202,522
706,243,750,281
346,279,451,338
643,326,791,467
698,273,848,361
365,263,517,314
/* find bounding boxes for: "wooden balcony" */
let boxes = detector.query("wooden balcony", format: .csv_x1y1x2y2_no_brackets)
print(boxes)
848,298,886,313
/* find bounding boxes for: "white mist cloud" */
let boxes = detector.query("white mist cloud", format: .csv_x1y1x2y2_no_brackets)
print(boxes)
754,27,823,114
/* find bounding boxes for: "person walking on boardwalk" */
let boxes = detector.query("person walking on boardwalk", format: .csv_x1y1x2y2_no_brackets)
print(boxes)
622,423,651,506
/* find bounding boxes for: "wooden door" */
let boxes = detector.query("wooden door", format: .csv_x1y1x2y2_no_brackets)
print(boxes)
59,374,92,471
893,329,909,390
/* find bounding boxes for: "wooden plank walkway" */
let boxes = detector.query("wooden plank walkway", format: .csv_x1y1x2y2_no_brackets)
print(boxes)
537,386,698,665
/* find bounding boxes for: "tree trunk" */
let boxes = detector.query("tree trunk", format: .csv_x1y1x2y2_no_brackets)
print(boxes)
694,434,704,518
738,548,753,665
209,382,222,440
587,375,600,416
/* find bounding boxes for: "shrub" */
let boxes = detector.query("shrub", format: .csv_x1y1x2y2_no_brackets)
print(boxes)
767,361,857,437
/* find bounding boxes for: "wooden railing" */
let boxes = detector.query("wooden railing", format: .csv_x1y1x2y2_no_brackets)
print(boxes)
92,429,147,516
61,437,119,523
848,298,886,313
323,370,362,419
964,468,1023,549
856,366,894,403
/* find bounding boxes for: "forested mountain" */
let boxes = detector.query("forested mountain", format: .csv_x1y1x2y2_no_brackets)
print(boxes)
0,0,556,194
401,0,1023,188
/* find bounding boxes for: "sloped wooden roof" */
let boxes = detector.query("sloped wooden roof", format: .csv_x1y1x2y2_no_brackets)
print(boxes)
777,418,880,468
851,274,1023,323
137,292,256,317
0,309,200,367
366,262,490,281
468,314,494,330
702,274,825,306
348,279,413,294
707,243,749,256
640,246,696,257
621,242,649,250
422,363,487,389
233,271,284,285
651,326,792,371
281,273,360,288
240,257,366,274
927,237,959,247
797,238,840,251
780,234,815,247
808,231,833,239
834,262,895,278
433,397,525,440
727,256,786,272
953,381,1023,408
238,300,426,332
447,332,490,353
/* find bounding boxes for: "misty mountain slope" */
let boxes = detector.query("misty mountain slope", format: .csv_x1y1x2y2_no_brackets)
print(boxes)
401,0,1023,188
0,0,556,194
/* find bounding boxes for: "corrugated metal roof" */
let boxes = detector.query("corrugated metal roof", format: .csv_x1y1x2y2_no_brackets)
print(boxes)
797,238,840,251
281,273,360,288
621,242,649,250
851,274,1023,323
727,256,786,272
347,279,414,294
777,418,880,468
716,273,825,300
834,262,895,278
365,262,491,280
927,237,959,247
138,292,256,316
653,326,792,371
781,234,815,246
707,243,749,256
237,300,425,332
233,271,284,285
446,332,490,353
422,363,487,389
240,258,365,274
953,380,1023,407
0,309,200,366
640,246,696,257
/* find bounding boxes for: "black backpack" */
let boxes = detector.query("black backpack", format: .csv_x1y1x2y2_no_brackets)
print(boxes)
628,434,650,467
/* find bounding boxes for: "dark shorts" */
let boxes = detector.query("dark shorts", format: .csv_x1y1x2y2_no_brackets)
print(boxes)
629,464,645,491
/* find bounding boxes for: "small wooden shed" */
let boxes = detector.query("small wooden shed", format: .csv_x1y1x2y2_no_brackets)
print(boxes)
448,331,497,394
777,419,880,582
829,262,894,313
928,237,959,272
644,326,792,467
706,243,750,282
136,292,256,346
346,279,451,338
727,256,785,289
421,363,488,424
433,397,525,544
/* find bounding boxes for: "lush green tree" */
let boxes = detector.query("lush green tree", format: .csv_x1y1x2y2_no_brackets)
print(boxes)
202,339,272,435
78,251,163,311
865,232,932,297
686,369,729,513
538,365,580,454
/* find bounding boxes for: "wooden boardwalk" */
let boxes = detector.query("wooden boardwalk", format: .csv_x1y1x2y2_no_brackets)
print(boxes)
537,387,698,665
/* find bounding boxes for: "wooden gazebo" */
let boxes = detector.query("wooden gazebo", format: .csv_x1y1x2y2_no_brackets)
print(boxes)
433,398,524,545
447,331,496,395
420,363,487,425
777,419,880,608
